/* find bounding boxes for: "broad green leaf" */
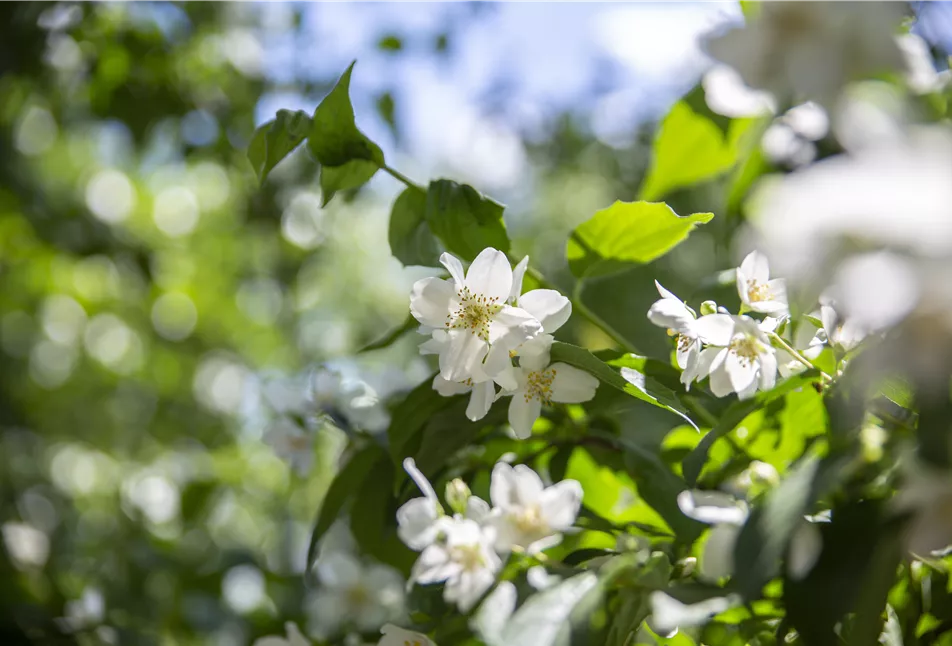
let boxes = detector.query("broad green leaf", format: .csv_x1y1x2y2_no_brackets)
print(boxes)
619,437,705,544
388,185,441,267
358,313,417,353
550,342,696,428
424,179,510,262
350,457,415,574
682,372,820,486
308,61,385,168
386,374,454,467
732,454,819,599
247,109,311,183
639,101,754,201
305,443,387,576
565,447,669,531
319,159,379,206
566,201,713,278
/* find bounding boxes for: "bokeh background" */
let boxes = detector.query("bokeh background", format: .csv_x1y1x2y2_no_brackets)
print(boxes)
1,2,950,644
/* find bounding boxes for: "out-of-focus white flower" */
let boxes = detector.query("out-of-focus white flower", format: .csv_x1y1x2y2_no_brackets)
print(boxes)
751,126,952,281
898,33,950,95
677,490,748,580
253,622,310,646
409,249,542,383
736,251,788,317
526,565,562,591
308,551,406,638
648,281,701,385
649,590,738,635
263,417,314,475
501,339,598,439
688,314,778,399
1,522,49,569
311,365,392,433
410,515,501,612
892,460,952,557
378,624,435,646
702,63,776,118
488,462,582,554
703,2,906,108
819,297,868,353
761,102,829,168
396,458,445,551
827,251,920,337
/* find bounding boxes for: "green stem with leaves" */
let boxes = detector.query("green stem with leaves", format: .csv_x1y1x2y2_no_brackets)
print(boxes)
767,331,832,382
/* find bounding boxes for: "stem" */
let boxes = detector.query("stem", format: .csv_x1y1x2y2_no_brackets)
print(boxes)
767,331,833,382
381,164,423,190
520,263,639,354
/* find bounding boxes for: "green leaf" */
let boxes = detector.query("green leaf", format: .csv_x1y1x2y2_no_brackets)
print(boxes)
319,159,379,206
424,179,510,262
308,61,385,168
639,101,754,201
550,342,696,428
247,109,312,183
386,374,454,467
682,372,820,486
566,201,713,278
305,443,387,576
358,313,418,353
389,185,441,266
732,454,819,599
350,458,416,574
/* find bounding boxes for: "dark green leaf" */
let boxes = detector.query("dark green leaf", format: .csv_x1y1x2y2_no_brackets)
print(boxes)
377,34,403,52
682,372,820,486
308,61,385,168
376,91,397,138
424,179,510,262
319,159,379,206
386,374,454,467
350,458,416,574
732,454,819,599
550,342,696,428
566,201,713,279
389,185,441,266
247,109,312,183
358,313,418,353
305,443,387,576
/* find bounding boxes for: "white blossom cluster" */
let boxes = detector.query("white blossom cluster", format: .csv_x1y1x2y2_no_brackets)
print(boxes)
648,250,866,400
410,248,598,438
397,457,582,613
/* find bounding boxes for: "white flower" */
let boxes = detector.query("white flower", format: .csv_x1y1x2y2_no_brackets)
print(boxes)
703,2,906,108
736,251,788,316
502,339,599,439
689,314,778,399
422,329,501,422
488,462,582,554
308,552,406,637
507,255,573,334
702,63,776,119
677,490,748,580
253,622,310,646
647,281,700,385
378,624,436,646
776,318,825,379
396,458,444,551
263,417,314,475
409,248,542,383
411,515,501,612
819,299,867,353
649,591,738,635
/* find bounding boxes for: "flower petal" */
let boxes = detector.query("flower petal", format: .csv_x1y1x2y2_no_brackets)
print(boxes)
464,248,512,301
466,381,495,421
693,314,735,346
440,252,466,288
677,490,748,525
396,498,440,551
539,479,583,530
508,255,529,304
511,464,545,504
648,298,695,331
439,329,489,382
549,363,598,403
708,363,735,397
725,351,758,394
316,551,362,587
403,457,438,503
490,462,515,510
508,395,542,439
758,351,778,391
684,346,727,385
701,523,741,580
409,277,454,328
412,544,460,585
519,289,572,333
654,280,681,301
489,305,542,350
740,250,770,284
433,374,471,397
517,334,553,372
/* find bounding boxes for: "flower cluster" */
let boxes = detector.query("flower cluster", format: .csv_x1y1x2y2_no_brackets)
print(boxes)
397,457,582,612
648,250,864,400
410,248,598,437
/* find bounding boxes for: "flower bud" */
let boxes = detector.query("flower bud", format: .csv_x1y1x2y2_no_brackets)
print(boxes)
700,300,718,316
445,478,471,515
